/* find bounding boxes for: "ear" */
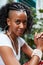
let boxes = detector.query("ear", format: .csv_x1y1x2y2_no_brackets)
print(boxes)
7,18,11,26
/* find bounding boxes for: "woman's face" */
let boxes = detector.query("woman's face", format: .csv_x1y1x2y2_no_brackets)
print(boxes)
7,10,27,36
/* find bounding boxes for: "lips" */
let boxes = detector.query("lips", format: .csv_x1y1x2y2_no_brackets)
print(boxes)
18,29,24,34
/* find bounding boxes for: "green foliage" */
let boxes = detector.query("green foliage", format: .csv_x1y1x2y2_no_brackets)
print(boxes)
39,9,43,13
7,0,14,3
20,7,43,64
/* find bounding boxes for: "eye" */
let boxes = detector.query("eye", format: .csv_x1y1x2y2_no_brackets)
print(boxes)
23,20,27,25
15,19,21,25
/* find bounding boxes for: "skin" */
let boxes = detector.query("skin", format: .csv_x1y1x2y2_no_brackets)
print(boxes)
34,32,43,51
7,10,33,56
0,10,43,65
7,10,27,37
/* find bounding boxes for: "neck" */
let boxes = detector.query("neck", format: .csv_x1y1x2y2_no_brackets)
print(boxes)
7,30,18,42
6,30,18,54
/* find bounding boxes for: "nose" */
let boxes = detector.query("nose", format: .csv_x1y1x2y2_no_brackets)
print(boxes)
19,23,24,28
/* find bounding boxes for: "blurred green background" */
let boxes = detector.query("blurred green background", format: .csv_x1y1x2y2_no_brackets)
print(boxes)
0,0,43,65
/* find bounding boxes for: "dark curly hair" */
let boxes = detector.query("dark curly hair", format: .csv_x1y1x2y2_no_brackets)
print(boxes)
0,2,33,33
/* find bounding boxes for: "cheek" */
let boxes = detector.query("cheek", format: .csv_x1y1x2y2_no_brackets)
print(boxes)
11,23,18,32
24,24,27,29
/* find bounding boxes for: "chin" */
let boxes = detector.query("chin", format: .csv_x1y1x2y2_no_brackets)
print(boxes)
17,33,23,37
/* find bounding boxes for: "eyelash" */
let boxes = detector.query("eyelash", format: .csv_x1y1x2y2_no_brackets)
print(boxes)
15,20,20,24
15,20,27,25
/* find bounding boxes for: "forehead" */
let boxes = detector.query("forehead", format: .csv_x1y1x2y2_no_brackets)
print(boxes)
8,10,27,20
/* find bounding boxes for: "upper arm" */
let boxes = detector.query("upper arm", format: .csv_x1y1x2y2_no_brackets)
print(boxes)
0,46,20,65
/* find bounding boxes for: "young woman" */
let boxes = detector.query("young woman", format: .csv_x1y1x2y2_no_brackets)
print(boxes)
0,2,43,65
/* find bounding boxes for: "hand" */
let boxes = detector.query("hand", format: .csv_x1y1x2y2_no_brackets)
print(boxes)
34,32,43,39
34,32,43,51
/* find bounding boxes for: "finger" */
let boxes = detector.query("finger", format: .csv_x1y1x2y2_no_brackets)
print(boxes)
41,36,43,39
36,33,41,39
36,32,43,39
38,32,43,37
34,32,38,45
34,32,37,37
40,32,43,37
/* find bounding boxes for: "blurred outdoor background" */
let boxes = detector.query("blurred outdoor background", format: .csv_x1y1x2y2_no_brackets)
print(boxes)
0,0,43,65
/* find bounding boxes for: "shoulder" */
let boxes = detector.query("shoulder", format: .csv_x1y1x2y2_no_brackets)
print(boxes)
0,32,7,38
0,32,12,48
0,32,10,42
0,32,6,41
